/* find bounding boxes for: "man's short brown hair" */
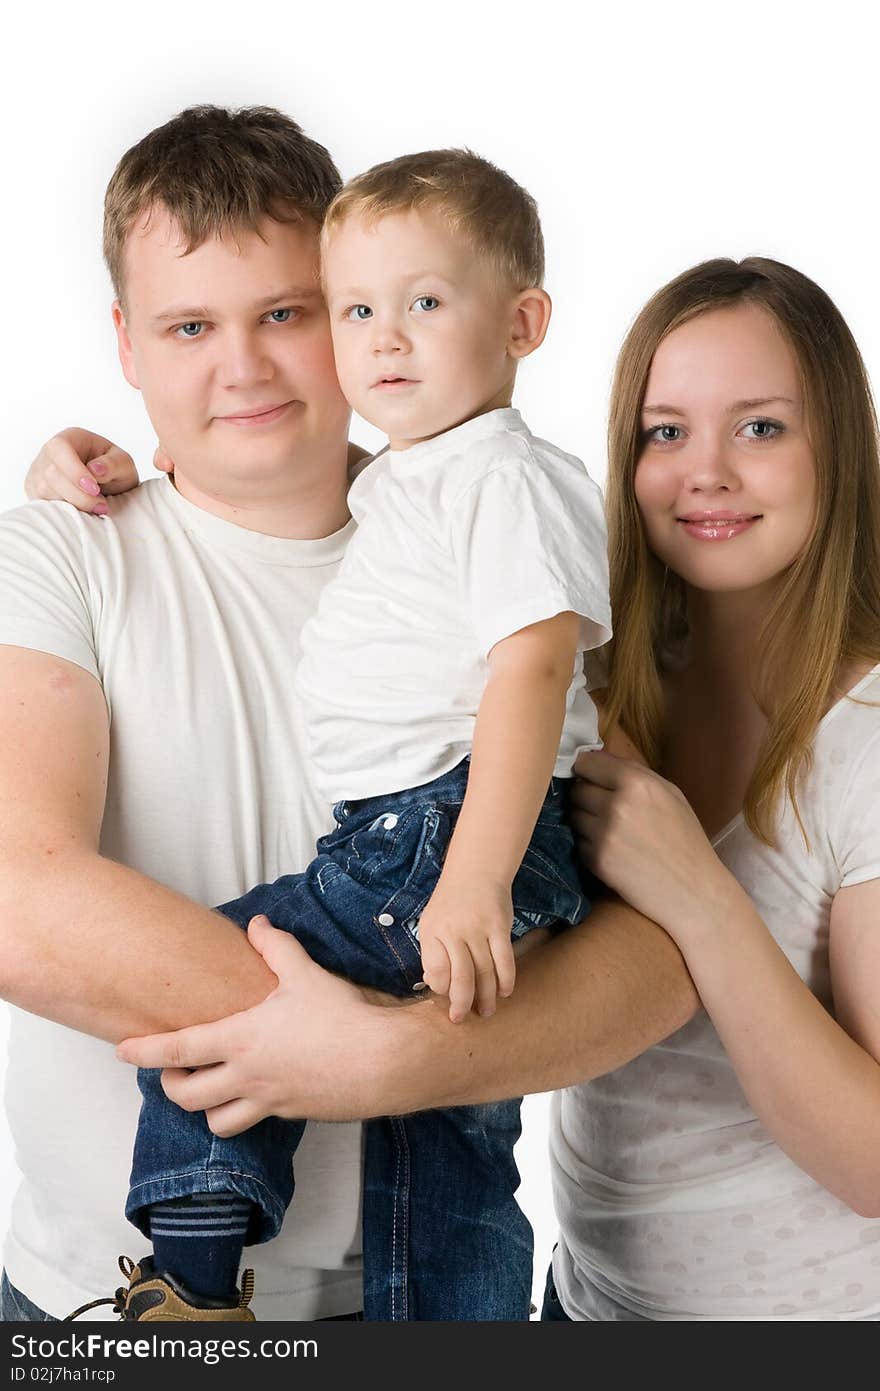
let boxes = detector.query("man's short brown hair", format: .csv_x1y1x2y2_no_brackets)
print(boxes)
322,149,544,290
104,105,342,306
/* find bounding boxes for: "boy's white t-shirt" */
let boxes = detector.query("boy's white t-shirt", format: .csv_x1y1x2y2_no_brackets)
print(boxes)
551,664,880,1320
296,408,611,801
0,480,364,1320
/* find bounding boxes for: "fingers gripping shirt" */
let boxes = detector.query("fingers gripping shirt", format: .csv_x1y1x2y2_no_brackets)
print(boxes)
295,408,611,801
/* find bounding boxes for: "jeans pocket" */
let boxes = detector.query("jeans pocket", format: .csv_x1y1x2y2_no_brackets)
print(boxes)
511,824,589,937
321,805,408,888
374,803,453,942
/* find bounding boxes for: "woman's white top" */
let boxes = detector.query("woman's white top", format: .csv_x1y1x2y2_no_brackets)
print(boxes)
551,664,880,1320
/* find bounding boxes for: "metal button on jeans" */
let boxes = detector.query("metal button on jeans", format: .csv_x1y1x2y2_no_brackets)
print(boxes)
377,912,395,927
383,815,399,829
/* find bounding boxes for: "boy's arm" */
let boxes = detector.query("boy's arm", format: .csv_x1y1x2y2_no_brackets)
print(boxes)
417,611,580,1020
0,647,277,1042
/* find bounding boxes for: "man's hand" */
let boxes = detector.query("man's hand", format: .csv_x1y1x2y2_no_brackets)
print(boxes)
25,427,171,514
418,876,516,1023
117,915,401,1134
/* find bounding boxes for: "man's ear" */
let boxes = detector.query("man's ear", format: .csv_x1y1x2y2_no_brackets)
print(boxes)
507,288,552,361
112,301,140,389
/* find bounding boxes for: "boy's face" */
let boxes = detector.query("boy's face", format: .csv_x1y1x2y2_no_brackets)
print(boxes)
113,207,351,496
323,209,520,449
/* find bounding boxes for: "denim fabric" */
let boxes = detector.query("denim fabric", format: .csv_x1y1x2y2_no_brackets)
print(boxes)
0,1268,361,1322
129,761,590,1320
540,1261,573,1321
0,1271,55,1321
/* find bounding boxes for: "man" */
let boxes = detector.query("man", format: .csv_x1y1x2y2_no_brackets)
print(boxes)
0,104,364,1321
5,104,696,1322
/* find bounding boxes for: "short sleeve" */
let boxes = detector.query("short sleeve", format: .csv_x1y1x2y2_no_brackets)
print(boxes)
831,726,880,889
0,502,99,678
448,453,611,657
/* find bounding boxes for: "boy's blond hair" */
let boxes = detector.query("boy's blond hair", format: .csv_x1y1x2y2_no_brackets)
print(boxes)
104,105,342,308
322,149,544,290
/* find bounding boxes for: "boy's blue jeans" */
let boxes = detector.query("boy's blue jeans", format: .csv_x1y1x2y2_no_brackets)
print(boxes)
128,761,591,1321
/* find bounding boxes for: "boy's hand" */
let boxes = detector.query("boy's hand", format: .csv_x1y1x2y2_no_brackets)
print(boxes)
417,877,516,1023
25,427,141,514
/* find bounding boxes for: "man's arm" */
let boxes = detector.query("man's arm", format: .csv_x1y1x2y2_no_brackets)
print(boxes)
119,901,700,1131
0,647,276,1042
368,898,699,1109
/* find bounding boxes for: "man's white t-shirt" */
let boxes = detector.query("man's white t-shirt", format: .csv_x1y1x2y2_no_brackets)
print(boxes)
296,408,611,801
551,664,880,1320
0,479,364,1320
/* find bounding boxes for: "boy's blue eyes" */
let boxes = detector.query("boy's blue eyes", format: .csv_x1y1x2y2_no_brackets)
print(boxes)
344,296,441,322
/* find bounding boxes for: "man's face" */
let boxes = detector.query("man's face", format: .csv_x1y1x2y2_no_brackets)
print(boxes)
114,207,351,495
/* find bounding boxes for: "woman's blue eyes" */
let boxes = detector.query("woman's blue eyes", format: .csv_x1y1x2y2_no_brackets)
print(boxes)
644,419,784,444
740,419,782,440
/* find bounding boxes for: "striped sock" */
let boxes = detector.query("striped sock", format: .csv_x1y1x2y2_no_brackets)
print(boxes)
148,1193,252,1301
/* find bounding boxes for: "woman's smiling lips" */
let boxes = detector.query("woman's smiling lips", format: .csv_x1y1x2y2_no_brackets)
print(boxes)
676,510,763,540
214,401,299,426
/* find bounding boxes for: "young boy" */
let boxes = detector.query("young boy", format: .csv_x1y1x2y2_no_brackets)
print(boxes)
72,150,610,1323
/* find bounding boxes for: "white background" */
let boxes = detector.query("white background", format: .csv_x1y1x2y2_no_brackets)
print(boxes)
0,0,877,1315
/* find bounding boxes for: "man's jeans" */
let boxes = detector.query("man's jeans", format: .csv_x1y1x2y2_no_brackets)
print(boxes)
128,761,591,1321
0,1272,54,1321
0,1270,363,1321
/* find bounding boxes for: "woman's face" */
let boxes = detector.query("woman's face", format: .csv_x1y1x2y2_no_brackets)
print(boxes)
634,302,817,598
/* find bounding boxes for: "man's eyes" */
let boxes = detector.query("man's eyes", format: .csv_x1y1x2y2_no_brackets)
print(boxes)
172,308,300,339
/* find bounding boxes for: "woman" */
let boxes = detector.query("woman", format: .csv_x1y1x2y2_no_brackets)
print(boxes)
26,257,880,1321
550,256,880,1319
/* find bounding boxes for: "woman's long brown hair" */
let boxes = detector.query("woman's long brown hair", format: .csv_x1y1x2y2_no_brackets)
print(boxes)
603,257,880,845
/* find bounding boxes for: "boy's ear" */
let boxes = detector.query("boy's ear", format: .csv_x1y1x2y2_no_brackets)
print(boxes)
507,288,552,361
112,301,140,390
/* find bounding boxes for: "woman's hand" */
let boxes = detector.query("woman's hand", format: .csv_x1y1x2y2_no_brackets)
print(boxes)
572,749,741,945
25,427,174,514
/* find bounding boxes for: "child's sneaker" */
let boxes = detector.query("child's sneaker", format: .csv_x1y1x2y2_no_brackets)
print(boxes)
64,1255,256,1321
